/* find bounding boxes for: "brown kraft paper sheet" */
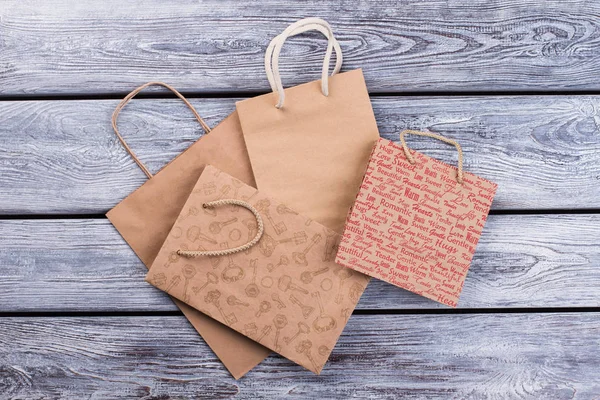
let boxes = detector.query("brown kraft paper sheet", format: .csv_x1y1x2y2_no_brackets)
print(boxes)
146,165,370,374
107,111,270,379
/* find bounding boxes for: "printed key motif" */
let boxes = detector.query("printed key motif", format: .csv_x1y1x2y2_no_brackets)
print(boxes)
257,325,272,344
204,290,237,326
273,314,288,352
277,203,298,215
271,293,286,309
227,295,249,307
163,251,180,269
244,323,258,337
289,294,315,319
256,301,271,318
221,242,245,283
256,199,287,235
187,225,217,244
296,340,319,372
259,232,307,258
150,273,167,287
312,292,337,333
192,272,218,295
245,259,260,298
278,275,308,294
209,217,238,235
165,275,181,294
301,267,330,284
242,217,259,255
318,345,330,357
146,165,370,374
322,229,338,262
284,322,310,345
181,264,197,302
267,255,289,273
334,268,354,304
179,206,199,222
292,234,322,266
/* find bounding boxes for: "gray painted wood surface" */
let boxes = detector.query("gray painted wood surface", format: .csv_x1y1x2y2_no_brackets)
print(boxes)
1,1,599,397
1,95,599,214
2,0,600,95
0,214,598,312
1,314,598,399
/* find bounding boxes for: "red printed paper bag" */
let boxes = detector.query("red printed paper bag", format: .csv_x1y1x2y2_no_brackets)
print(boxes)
336,130,497,307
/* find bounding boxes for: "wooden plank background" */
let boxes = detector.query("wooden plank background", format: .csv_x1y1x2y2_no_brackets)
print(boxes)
1,315,599,398
1,0,599,398
2,0,600,95
1,214,599,312
1,96,599,214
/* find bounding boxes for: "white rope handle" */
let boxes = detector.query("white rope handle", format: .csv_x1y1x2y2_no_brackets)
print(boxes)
177,199,264,258
269,18,340,109
265,22,342,94
265,20,342,97
266,18,343,109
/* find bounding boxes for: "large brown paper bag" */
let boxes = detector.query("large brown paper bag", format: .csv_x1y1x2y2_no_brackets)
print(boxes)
105,82,269,379
146,165,370,374
236,18,380,234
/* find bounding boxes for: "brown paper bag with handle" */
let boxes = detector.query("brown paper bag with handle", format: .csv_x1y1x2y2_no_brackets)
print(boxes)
105,82,270,379
145,165,370,374
236,18,380,234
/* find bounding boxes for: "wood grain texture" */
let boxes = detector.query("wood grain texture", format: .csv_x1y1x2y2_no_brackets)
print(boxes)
1,95,599,214
0,314,598,398
2,0,600,95
1,214,598,312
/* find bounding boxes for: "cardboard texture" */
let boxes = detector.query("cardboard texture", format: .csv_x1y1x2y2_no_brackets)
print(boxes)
106,112,270,379
336,138,497,307
146,165,370,374
236,69,380,234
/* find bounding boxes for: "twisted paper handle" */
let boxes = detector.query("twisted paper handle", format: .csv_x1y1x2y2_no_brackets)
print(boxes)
112,81,211,179
177,199,264,257
399,130,464,184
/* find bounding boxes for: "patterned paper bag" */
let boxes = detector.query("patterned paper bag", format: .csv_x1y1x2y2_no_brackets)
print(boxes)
146,165,369,374
336,130,497,307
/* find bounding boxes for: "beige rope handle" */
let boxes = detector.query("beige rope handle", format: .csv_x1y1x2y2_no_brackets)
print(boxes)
265,19,343,104
268,18,341,109
112,81,212,179
400,129,464,184
177,199,264,258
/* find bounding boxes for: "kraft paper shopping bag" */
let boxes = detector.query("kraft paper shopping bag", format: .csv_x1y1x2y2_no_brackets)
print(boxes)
105,82,269,379
336,130,498,307
146,165,370,374
236,18,380,234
